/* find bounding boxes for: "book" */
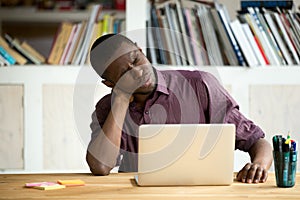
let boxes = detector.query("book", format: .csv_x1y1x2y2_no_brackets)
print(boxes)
241,22,267,66
59,23,78,65
85,22,101,65
230,19,259,66
273,11,300,64
0,36,27,65
181,0,211,65
254,7,286,65
241,0,294,10
169,3,188,65
0,46,16,65
152,3,168,64
146,19,158,65
0,53,11,66
196,4,224,65
64,23,82,65
239,13,270,65
175,0,195,65
74,4,102,66
214,1,246,66
47,22,74,65
263,9,294,65
183,7,205,66
280,9,300,56
5,34,42,65
247,7,281,65
159,12,177,65
20,41,46,64
210,8,238,65
70,21,87,65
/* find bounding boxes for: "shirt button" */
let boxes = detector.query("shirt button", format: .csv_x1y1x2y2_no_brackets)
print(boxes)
145,111,149,115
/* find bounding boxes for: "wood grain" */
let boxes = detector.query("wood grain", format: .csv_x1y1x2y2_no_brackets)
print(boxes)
0,173,299,200
0,85,23,169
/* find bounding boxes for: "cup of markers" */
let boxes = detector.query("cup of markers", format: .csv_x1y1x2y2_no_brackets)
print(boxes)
272,133,297,188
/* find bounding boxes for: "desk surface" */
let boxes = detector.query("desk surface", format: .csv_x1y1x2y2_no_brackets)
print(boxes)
0,173,299,200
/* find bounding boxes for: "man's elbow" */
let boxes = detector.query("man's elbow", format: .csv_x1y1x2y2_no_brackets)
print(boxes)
86,152,112,176
90,164,111,176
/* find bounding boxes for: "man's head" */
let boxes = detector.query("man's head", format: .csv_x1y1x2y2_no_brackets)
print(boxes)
90,34,156,96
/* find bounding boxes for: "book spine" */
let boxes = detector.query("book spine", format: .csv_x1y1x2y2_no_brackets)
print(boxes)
230,19,259,66
215,4,246,66
241,0,294,10
5,34,41,65
150,4,165,64
0,46,16,65
273,12,300,64
164,3,182,65
248,7,281,65
263,9,294,65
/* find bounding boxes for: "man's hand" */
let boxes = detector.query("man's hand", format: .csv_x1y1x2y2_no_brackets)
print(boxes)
236,138,273,184
236,162,268,183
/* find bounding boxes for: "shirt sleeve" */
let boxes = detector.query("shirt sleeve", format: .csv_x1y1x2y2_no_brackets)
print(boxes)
201,71,265,152
226,108,265,152
89,94,126,167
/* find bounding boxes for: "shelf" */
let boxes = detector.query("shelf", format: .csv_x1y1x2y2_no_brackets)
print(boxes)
0,7,125,23
1,65,300,85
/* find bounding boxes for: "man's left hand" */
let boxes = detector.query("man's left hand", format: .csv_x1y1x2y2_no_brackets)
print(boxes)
236,162,268,183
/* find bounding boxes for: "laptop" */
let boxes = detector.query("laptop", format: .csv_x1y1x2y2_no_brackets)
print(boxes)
135,124,235,186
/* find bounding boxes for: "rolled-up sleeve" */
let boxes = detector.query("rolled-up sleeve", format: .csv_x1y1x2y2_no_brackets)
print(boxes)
226,108,265,152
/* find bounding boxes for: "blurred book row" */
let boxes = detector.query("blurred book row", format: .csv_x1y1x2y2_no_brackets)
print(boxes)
147,0,300,67
0,0,126,10
0,4,125,66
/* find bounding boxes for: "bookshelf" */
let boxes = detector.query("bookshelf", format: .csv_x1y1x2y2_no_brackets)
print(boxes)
0,0,300,173
0,7,125,23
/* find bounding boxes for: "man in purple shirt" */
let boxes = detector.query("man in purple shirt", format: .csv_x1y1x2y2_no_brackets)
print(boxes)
87,34,273,183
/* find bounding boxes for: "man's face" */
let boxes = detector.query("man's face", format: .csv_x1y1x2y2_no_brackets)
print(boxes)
101,43,156,96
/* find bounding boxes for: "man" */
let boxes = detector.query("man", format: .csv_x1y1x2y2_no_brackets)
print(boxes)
87,33,273,184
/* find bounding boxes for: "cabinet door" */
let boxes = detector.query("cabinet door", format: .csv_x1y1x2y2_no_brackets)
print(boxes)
0,85,24,169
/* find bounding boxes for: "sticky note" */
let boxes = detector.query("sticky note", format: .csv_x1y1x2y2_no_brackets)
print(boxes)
57,179,85,186
25,182,57,188
34,184,66,190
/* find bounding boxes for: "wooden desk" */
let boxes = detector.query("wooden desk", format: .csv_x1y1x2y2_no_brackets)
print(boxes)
0,173,299,200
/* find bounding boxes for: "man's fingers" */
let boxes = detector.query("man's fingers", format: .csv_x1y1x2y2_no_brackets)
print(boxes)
237,163,251,183
237,163,268,184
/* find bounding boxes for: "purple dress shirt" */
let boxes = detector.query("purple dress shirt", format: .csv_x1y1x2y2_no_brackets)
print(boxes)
90,69,265,172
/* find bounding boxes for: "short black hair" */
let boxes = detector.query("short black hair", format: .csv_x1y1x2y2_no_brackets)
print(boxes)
90,34,137,77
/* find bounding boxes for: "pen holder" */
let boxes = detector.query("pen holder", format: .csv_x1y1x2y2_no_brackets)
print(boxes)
273,151,297,187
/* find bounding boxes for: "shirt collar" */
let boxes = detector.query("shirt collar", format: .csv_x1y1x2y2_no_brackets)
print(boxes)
154,69,169,95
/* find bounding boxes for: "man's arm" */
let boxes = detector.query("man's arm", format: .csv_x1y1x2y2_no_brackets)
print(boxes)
86,91,131,176
236,138,273,183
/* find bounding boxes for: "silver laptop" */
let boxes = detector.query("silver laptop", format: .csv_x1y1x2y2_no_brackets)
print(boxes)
135,124,235,186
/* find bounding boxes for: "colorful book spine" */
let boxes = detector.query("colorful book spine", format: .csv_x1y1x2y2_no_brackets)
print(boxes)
0,46,16,65
241,0,294,10
215,2,246,66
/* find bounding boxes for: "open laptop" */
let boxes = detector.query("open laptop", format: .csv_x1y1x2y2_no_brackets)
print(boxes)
135,124,235,186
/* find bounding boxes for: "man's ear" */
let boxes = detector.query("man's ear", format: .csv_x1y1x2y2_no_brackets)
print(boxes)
102,80,114,88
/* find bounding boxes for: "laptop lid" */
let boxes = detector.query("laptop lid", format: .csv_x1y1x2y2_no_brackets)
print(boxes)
136,124,235,186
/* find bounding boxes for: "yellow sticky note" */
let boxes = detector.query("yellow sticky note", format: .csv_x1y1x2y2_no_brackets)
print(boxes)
34,184,66,190
57,179,85,186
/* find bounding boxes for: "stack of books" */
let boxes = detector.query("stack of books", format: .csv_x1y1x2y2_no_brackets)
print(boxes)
0,4,125,67
0,34,46,66
47,4,126,66
147,0,300,67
